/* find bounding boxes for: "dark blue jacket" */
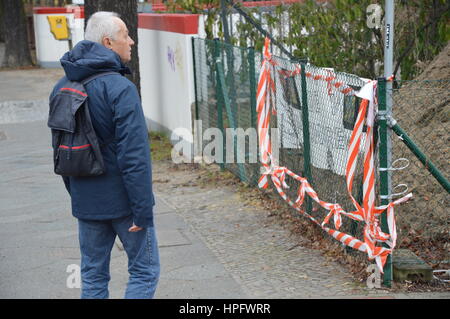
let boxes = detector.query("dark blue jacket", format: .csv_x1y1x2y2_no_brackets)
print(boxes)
50,40,155,228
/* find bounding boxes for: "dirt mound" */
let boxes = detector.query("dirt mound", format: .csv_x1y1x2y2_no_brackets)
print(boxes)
415,42,450,81
392,41,449,270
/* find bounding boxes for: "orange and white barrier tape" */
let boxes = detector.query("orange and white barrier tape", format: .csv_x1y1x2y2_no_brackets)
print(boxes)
278,65,355,96
257,38,276,189
256,38,412,273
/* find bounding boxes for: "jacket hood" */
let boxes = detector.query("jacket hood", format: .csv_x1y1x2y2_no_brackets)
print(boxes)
60,40,130,81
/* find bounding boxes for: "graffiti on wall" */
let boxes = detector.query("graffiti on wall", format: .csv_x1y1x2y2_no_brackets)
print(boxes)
167,46,176,72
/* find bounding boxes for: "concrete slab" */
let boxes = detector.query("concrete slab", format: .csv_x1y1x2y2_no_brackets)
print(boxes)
158,229,192,248
393,249,433,282
154,195,176,214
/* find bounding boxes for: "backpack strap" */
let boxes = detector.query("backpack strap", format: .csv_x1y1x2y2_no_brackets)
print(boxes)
81,71,119,147
81,71,119,85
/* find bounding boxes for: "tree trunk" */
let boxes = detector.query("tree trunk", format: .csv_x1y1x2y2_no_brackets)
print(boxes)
84,0,141,96
0,0,4,43
1,0,33,68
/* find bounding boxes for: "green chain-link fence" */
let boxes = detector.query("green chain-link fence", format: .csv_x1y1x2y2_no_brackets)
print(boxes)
192,37,376,245
192,36,450,285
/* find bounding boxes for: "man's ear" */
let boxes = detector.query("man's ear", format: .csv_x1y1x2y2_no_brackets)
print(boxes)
102,37,112,49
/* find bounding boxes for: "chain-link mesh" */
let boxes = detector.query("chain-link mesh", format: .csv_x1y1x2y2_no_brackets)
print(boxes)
271,56,372,241
193,38,261,185
390,80,449,247
193,37,379,244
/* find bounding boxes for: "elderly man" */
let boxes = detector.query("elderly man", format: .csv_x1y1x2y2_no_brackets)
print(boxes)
50,11,159,299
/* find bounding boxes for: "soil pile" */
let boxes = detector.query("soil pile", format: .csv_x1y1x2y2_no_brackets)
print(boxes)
392,42,449,270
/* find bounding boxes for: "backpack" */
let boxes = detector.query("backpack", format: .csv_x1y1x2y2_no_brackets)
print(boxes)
47,71,117,177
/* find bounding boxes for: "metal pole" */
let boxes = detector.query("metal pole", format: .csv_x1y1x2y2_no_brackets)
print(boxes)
384,0,394,195
300,63,313,214
191,38,201,161
378,78,392,287
220,0,231,44
248,47,257,130
390,121,450,193
216,60,247,182
380,0,395,287
248,47,258,186
214,39,225,170
191,38,200,122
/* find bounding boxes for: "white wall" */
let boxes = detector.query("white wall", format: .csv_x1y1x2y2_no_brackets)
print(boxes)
33,9,201,151
138,27,197,143
33,12,84,67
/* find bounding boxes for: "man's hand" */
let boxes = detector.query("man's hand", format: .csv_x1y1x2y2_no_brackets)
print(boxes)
128,223,143,232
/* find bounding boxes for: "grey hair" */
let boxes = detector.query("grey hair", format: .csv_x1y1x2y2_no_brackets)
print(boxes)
84,11,121,44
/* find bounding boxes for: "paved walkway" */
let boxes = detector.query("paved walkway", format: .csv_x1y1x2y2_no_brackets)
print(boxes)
154,168,364,298
0,68,448,299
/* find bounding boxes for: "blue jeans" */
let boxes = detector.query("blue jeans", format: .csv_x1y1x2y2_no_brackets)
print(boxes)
77,215,160,299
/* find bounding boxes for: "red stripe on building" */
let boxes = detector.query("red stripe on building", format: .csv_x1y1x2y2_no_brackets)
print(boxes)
138,13,199,34
33,6,84,19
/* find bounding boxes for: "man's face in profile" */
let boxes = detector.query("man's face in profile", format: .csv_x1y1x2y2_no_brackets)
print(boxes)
109,17,135,63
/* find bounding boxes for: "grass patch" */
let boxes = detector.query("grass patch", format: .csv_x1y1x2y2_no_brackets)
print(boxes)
148,131,172,161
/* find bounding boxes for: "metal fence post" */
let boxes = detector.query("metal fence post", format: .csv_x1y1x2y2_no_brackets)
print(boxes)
191,37,200,122
381,0,395,288
248,47,257,130
248,46,258,185
300,63,313,214
216,60,247,181
377,77,392,287
214,39,225,170
191,37,201,162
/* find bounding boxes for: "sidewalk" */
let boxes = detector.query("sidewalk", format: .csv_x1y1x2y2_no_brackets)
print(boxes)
0,68,448,299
